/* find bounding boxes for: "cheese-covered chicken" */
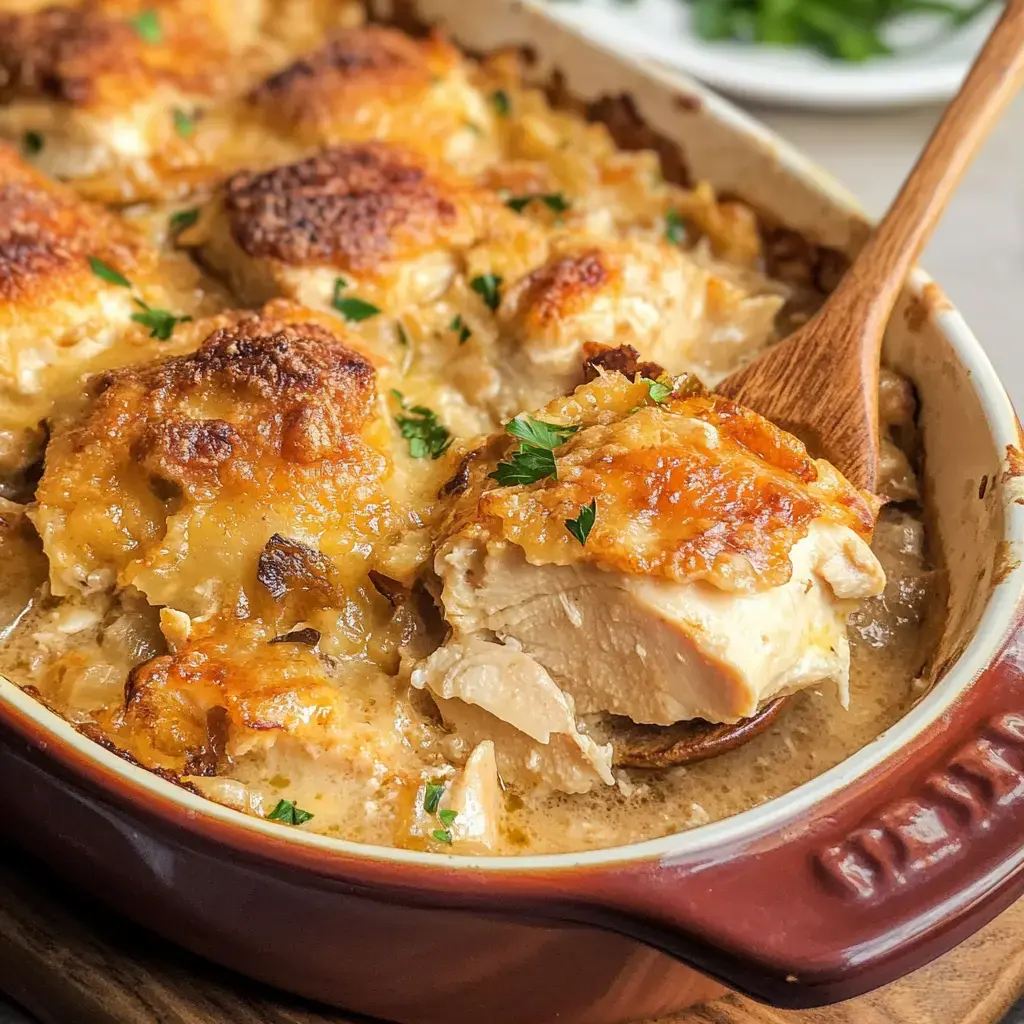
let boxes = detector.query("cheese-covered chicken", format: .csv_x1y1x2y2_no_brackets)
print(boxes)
243,27,498,175
0,0,364,198
414,372,885,792
0,144,206,477
190,142,490,314
31,307,397,620
469,238,784,421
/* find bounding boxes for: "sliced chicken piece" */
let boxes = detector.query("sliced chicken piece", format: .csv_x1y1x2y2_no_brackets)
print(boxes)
443,739,502,852
412,637,614,794
421,373,885,791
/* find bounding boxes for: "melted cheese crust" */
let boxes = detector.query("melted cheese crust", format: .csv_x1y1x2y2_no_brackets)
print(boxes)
440,374,880,594
0,143,209,474
32,307,398,617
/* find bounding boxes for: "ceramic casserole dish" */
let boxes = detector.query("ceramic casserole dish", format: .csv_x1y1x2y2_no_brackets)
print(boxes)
2,2,1024,1023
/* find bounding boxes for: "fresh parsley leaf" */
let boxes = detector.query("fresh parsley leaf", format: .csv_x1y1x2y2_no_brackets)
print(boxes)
88,257,131,288
130,299,191,341
172,107,194,139
505,415,579,450
565,498,597,547
423,782,445,814
438,808,458,828
506,192,570,215
470,273,503,312
392,390,452,460
332,278,381,322
490,416,579,487
490,88,511,117
169,207,199,234
431,828,453,845
641,377,673,404
396,321,409,346
22,131,44,156
449,314,471,344
129,8,162,43
267,798,314,826
489,445,556,486
664,207,687,246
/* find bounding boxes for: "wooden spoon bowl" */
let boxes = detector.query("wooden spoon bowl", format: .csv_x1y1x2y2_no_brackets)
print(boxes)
609,698,788,769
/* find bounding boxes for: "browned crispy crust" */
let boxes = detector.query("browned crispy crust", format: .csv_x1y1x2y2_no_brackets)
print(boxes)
0,5,137,106
222,143,468,273
0,143,142,302
439,375,881,593
250,26,456,129
581,343,665,385
88,315,376,484
511,250,612,325
0,2,232,111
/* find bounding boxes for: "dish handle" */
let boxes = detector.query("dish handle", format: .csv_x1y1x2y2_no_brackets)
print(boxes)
553,615,1024,1007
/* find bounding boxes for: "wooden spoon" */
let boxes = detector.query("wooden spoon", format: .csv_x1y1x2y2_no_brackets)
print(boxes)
609,698,788,769
718,0,1024,492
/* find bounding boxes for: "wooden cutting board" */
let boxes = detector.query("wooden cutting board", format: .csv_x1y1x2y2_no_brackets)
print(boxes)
1,842,1022,1024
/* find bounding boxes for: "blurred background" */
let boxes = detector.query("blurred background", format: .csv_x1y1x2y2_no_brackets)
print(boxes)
545,0,1024,409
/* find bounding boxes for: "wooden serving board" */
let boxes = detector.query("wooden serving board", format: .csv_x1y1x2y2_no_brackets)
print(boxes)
1,842,1022,1024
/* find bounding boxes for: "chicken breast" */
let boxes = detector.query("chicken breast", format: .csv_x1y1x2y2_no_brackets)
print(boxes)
417,372,885,791
31,306,397,620
0,143,207,478
243,27,498,173
189,142,491,315
492,238,784,414
442,739,502,852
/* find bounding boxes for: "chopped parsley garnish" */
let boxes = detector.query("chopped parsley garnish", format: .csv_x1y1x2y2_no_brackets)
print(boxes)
464,120,482,135
431,828,454,845
438,808,458,827
506,416,579,450
470,273,503,312
22,131,44,156
267,798,314,826
396,321,409,346
392,390,452,460
88,257,131,288
641,377,673,403
505,192,570,216
129,8,162,43
131,299,191,340
490,89,511,117
664,207,688,246
172,107,194,139
489,415,579,486
449,314,471,344
423,782,445,814
169,207,199,234
565,498,597,547
332,278,381,322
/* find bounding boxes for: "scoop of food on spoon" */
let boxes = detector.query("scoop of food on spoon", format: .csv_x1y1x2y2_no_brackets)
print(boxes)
622,0,1024,770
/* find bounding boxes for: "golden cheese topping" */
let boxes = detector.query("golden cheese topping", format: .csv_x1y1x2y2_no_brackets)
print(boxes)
0,0,367,195
245,27,497,173
32,307,397,617
439,373,881,594
190,142,490,311
0,143,207,475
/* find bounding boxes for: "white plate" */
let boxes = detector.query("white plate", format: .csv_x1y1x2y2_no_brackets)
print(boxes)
542,0,999,109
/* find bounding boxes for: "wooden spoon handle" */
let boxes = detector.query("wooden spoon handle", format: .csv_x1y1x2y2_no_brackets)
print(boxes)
816,0,1024,344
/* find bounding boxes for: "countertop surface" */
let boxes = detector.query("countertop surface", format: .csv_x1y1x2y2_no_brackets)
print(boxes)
2,88,1023,1024
757,95,1024,411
